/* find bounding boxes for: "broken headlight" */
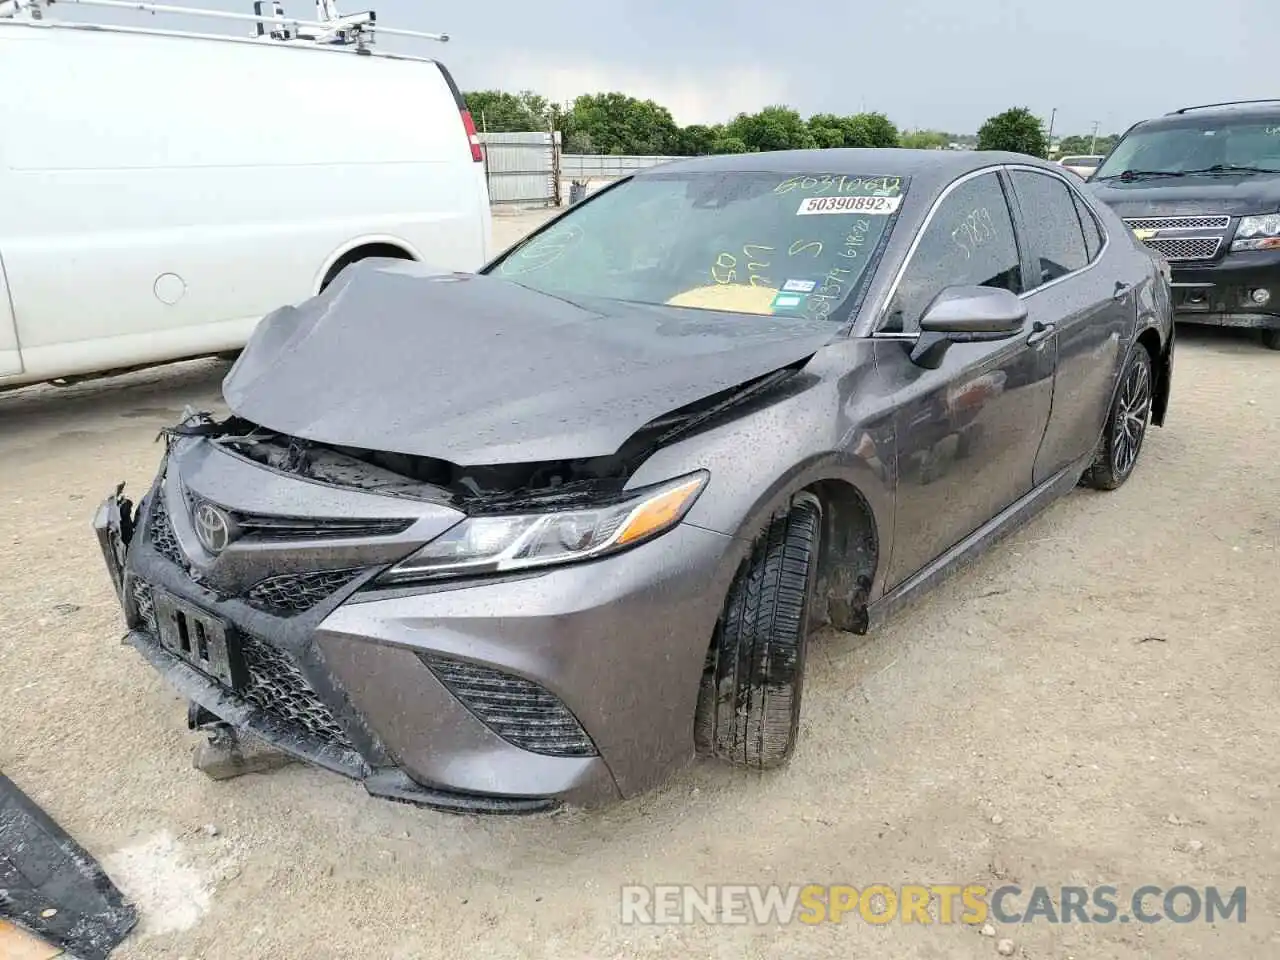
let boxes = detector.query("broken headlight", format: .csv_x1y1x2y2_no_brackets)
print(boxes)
376,471,709,584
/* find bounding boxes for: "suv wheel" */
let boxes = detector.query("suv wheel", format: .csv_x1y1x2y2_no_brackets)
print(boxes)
694,494,821,769
1082,346,1153,491
1262,329,1280,351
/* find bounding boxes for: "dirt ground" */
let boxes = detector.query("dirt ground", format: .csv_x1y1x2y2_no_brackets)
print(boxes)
1,209,1277,959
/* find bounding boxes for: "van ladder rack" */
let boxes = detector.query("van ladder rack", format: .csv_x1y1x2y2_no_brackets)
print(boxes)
0,0,449,51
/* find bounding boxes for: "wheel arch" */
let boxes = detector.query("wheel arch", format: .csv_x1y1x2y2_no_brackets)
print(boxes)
716,460,887,637
1136,324,1172,427
314,235,423,294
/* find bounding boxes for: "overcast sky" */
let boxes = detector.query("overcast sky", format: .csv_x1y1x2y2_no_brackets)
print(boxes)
50,0,1280,134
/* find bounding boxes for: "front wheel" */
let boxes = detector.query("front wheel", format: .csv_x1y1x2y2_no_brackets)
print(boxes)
694,494,821,769
1262,329,1280,351
1082,346,1153,491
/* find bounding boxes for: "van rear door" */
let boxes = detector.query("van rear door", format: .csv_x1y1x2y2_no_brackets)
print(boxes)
0,251,21,377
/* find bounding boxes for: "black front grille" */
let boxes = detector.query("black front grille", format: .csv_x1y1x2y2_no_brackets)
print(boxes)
421,654,597,758
236,514,413,541
244,569,362,615
239,634,354,750
148,495,185,567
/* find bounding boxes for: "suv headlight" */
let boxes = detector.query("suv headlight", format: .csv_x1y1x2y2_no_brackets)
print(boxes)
1231,214,1280,251
376,471,708,585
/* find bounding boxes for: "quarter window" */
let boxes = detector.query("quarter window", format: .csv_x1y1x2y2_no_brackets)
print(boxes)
1072,191,1104,262
1011,170,1089,285
881,171,1022,333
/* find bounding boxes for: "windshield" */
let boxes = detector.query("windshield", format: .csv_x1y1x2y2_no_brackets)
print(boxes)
1094,117,1280,179
484,171,907,322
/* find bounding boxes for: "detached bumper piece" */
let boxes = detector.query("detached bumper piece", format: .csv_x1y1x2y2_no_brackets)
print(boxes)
0,772,138,960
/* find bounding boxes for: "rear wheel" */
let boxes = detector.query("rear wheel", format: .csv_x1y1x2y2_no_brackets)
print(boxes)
1262,329,1280,351
1082,346,1153,490
694,494,821,769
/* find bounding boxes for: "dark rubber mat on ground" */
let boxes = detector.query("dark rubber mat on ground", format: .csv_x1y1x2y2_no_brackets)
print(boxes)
0,772,137,960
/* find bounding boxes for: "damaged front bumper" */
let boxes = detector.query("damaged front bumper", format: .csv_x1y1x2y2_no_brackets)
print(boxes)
93,438,737,813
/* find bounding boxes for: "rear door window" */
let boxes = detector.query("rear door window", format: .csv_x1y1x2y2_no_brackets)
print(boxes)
1009,171,1090,286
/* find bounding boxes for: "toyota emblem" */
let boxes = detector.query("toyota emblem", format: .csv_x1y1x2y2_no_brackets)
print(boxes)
193,501,231,555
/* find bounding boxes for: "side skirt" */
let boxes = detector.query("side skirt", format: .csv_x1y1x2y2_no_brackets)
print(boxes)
865,452,1091,631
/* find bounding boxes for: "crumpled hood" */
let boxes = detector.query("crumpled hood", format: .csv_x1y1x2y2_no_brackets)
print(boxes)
222,261,837,465
1088,172,1280,218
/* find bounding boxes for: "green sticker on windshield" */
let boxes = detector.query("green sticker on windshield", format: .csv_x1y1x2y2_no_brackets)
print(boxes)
771,291,806,311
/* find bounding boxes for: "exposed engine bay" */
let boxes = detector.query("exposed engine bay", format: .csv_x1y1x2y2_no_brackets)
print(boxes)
169,362,807,514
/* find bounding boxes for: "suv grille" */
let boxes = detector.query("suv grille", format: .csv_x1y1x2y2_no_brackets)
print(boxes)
239,634,354,750
421,654,597,757
1124,215,1231,231
244,569,363,615
1143,236,1222,261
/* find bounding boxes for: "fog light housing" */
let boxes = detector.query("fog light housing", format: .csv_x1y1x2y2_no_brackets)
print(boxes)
1249,287,1271,306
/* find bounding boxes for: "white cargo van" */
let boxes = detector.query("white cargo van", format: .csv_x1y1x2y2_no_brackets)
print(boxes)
0,0,493,387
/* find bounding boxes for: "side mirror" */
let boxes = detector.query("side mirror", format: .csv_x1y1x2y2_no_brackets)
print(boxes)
909,286,1028,368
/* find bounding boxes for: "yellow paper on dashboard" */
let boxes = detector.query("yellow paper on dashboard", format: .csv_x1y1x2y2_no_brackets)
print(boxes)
665,284,778,316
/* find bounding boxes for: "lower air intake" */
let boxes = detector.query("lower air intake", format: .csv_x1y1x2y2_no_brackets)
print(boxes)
419,654,597,758
239,634,355,751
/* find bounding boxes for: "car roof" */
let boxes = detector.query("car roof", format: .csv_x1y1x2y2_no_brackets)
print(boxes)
1140,104,1280,128
632,148,1063,191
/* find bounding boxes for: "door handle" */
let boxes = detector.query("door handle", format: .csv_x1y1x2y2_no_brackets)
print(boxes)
1026,321,1056,346
1113,281,1132,300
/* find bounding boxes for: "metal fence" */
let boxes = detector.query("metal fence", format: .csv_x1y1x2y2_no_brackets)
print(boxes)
479,131,562,206
560,154,683,180
479,133,686,207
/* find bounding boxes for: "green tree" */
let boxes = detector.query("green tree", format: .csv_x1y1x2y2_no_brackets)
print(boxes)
977,107,1048,157
463,90,546,132
1056,133,1118,156
901,129,952,150
845,112,899,148
677,123,720,156
711,136,748,154
807,113,849,148
568,92,680,155
726,106,816,152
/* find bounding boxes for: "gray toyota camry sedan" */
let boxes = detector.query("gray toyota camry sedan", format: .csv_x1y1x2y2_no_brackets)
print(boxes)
94,149,1175,812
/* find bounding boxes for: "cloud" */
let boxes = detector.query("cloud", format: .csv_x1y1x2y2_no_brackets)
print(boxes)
476,59,792,126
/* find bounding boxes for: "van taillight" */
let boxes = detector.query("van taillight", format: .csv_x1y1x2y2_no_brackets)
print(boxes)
460,110,484,163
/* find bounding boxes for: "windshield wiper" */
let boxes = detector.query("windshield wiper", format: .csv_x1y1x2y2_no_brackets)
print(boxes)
1093,169,1187,182
1180,164,1280,175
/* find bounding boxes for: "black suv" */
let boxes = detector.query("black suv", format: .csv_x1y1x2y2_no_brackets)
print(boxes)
1088,100,1280,350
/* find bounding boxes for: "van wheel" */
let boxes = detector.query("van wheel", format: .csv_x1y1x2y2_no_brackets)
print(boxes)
694,493,821,769
319,244,414,292
1082,345,1153,490
1262,329,1280,351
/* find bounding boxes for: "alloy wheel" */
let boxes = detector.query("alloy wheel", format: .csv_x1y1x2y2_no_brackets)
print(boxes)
1112,358,1151,478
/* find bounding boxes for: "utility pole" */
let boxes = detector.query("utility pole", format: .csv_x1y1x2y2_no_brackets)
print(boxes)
1089,120,1100,154
1046,107,1058,154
